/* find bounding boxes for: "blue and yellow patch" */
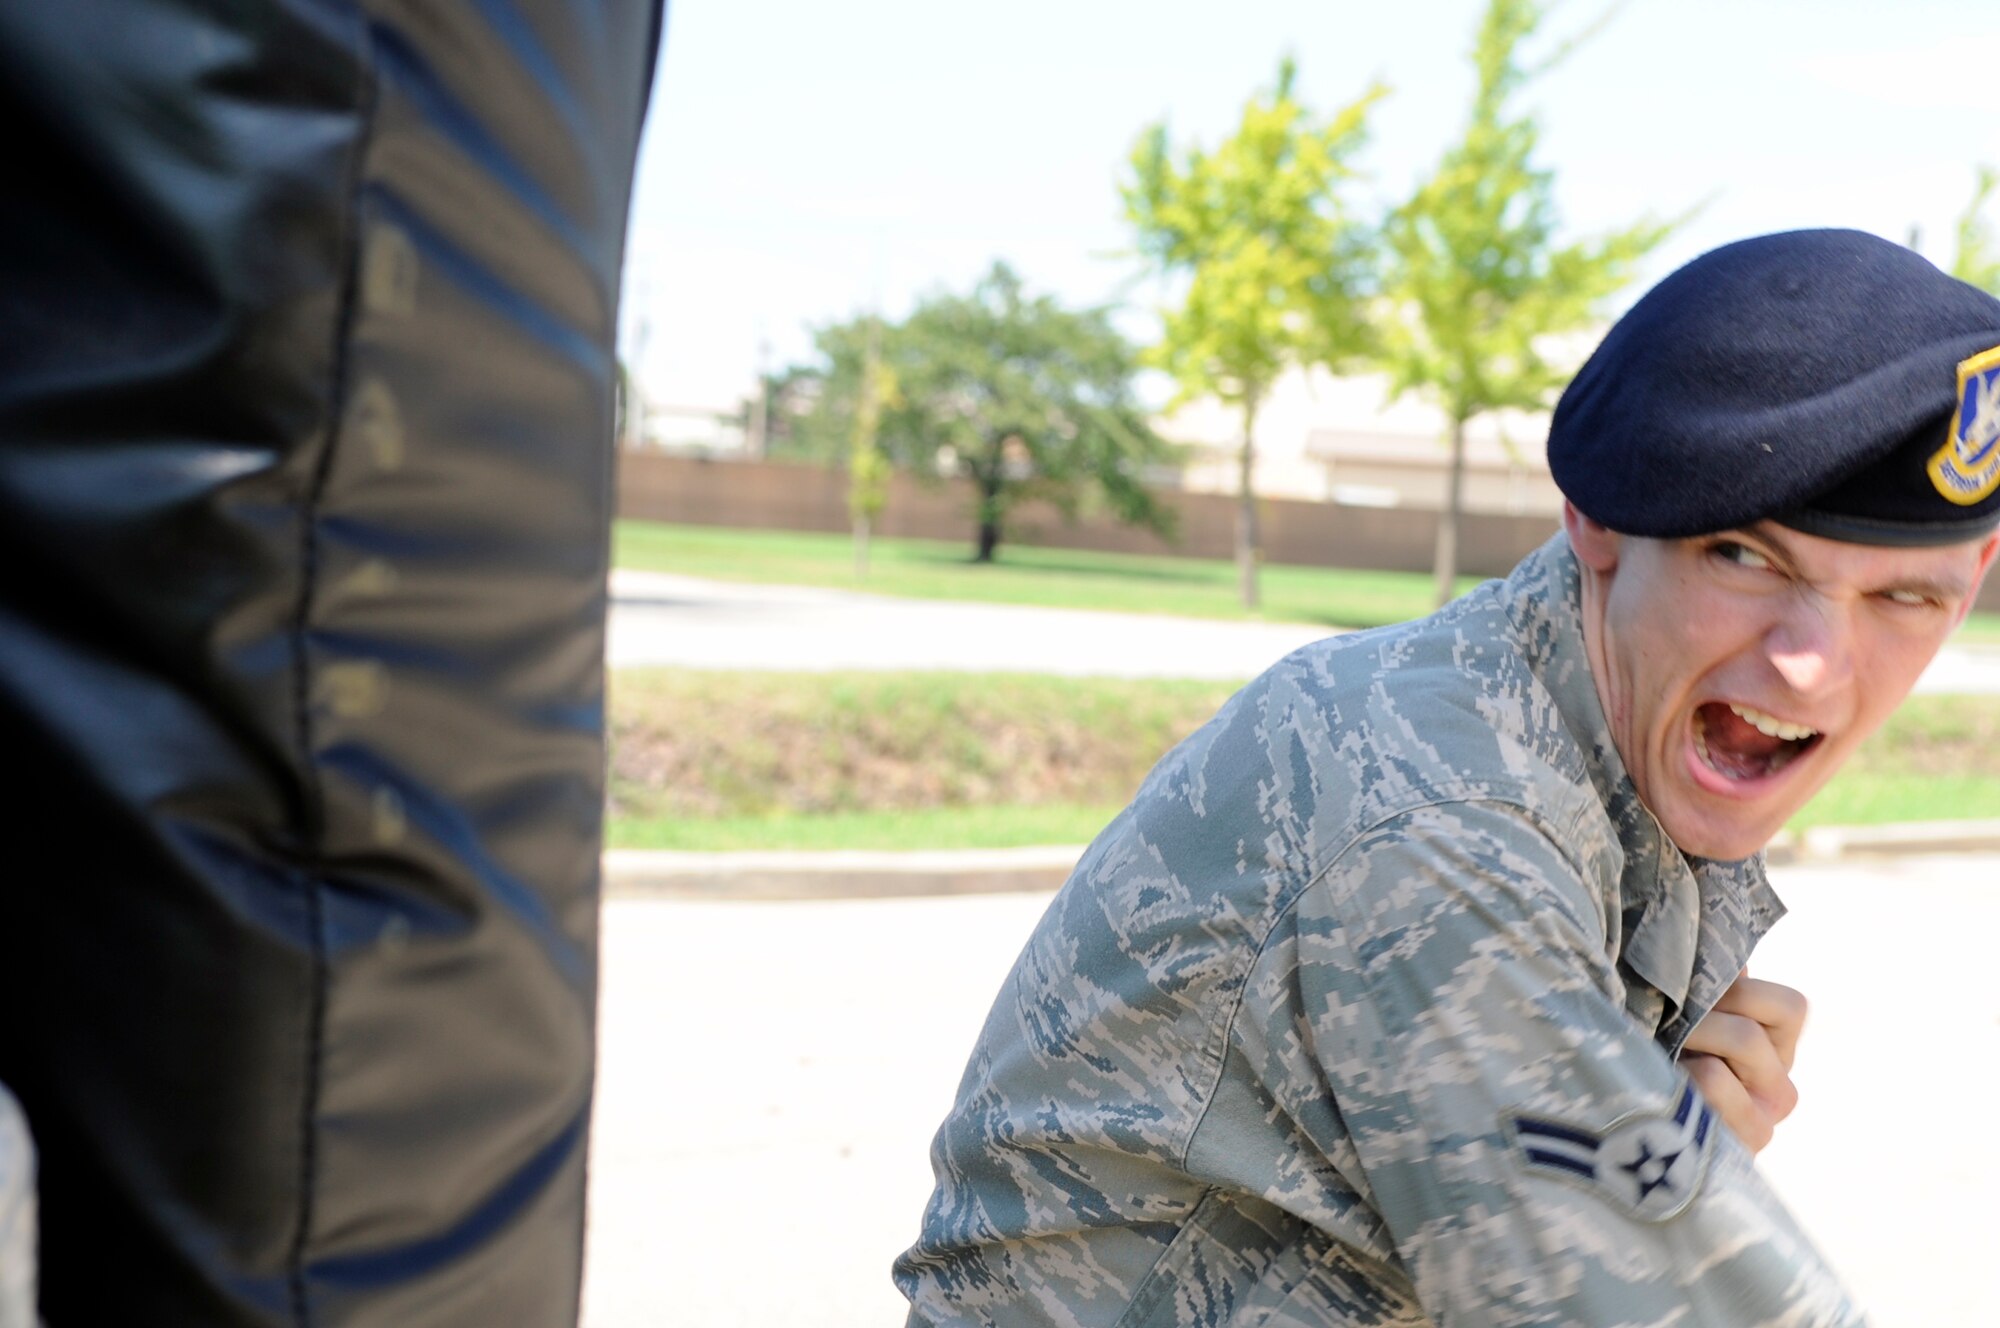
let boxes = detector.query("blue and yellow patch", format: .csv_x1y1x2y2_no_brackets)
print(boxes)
1928,345,2000,505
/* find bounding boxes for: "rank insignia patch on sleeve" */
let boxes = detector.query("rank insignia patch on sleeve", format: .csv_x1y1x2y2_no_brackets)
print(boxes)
1506,1081,1716,1222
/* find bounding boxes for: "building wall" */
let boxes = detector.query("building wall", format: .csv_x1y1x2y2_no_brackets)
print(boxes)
1159,365,1565,508
1311,459,1565,516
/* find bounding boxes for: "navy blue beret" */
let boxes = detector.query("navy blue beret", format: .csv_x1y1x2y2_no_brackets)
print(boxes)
1549,228,2000,546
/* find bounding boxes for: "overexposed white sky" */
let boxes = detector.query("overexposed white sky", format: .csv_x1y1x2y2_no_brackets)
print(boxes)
620,0,2000,410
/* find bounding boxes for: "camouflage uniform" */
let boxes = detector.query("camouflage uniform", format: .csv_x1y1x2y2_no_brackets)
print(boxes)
895,535,1867,1327
0,1082,32,1328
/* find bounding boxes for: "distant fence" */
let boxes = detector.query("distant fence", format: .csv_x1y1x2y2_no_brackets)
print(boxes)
618,451,2000,611
618,452,1558,578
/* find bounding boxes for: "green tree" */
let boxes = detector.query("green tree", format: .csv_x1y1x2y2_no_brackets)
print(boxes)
1381,0,1675,607
763,339,864,464
779,262,1176,563
1951,165,2000,295
1123,58,1385,609
614,358,639,447
847,317,896,576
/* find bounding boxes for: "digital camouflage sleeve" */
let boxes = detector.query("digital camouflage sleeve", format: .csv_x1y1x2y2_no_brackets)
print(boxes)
894,535,1868,1328
0,1083,30,1328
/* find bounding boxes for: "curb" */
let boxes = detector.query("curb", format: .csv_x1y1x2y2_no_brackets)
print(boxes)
603,845,1081,902
607,820,2000,902
1764,818,2000,865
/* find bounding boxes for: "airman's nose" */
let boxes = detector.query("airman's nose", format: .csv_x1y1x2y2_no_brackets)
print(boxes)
1767,601,1854,698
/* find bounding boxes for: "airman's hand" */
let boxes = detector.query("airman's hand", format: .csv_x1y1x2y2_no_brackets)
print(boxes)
1678,972,1807,1154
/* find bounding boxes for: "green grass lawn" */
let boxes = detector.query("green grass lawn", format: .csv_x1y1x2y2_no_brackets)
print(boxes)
1954,613,2000,643
615,519,1486,629
609,668,2000,852
1783,774,2000,829
615,518,2000,640
608,803,1125,852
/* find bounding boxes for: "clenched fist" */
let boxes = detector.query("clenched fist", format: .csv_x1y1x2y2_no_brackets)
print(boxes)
1679,972,1808,1154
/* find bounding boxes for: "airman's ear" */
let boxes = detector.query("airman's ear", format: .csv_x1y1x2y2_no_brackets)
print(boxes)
1562,501,1621,573
1954,532,2000,627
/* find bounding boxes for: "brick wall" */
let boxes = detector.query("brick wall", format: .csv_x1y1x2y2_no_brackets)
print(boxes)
617,451,1558,578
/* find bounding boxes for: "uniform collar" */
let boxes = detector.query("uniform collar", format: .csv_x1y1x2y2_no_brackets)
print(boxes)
1503,536,1787,1036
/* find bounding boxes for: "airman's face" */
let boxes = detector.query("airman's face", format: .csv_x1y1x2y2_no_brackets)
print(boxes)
1566,509,1999,861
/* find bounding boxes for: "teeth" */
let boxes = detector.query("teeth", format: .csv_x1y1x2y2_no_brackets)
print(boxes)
1727,703,1817,743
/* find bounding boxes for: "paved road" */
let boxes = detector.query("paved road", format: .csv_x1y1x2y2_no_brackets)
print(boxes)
581,851,2000,1328
609,569,2000,691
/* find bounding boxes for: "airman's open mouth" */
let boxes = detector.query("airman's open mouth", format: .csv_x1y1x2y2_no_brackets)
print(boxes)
1692,702,1821,781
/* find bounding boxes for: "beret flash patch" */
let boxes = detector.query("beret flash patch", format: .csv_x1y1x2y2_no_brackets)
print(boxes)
1928,345,2000,505
1506,1081,1716,1222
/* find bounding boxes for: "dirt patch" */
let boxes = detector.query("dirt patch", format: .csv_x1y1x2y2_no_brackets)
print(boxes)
610,670,1239,820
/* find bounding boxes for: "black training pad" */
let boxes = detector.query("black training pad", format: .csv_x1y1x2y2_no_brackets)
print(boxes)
0,2,658,1322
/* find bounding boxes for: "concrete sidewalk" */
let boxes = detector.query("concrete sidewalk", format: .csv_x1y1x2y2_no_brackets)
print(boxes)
607,568,1330,679
580,850,2000,1328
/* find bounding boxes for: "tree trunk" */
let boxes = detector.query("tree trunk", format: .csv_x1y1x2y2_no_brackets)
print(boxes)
1236,392,1261,611
975,471,1003,563
747,378,769,459
972,441,1008,564
1433,416,1467,609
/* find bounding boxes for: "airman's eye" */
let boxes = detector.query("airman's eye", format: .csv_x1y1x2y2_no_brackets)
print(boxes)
1713,540,1773,571
1883,589,1932,608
